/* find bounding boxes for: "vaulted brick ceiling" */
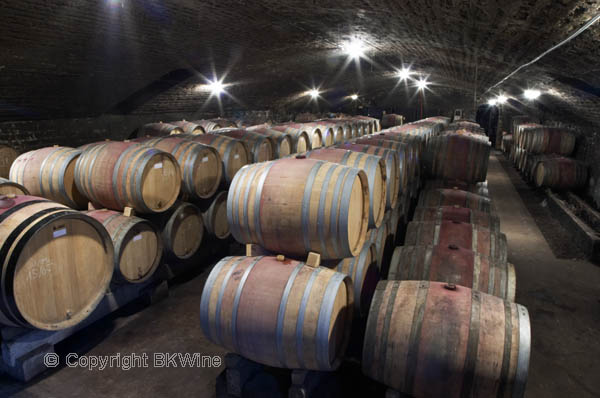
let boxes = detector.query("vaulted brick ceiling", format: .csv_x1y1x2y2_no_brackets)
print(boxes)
1,0,599,121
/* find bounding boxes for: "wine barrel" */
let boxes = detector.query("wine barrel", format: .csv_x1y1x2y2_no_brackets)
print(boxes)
363,280,530,398
133,136,222,200
534,157,588,189
246,127,293,158
85,209,162,283
413,206,500,232
147,201,204,259
389,245,516,301
418,188,494,213
305,148,386,228
0,195,114,330
138,122,183,137
520,126,576,156
363,134,419,191
368,222,389,271
405,220,508,262
201,191,230,239
194,118,237,132
227,158,370,260
184,134,250,184
305,122,343,144
169,121,206,135
0,177,29,195
200,255,353,370
353,138,412,189
322,242,379,316
10,146,88,209
423,179,488,197
381,114,404,129
271,125,313,152
75,142,181,213
339,143,406,203
211,129,274,163
0,145,19,178
424,134,491,183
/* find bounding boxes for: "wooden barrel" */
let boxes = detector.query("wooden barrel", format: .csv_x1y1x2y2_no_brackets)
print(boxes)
211,129,274,163
201,191,230,239
0,177,29,195
169,120,206,135
138,122,184,137
133,136,222,200
353,138,412,190
194,118,237,132
405,220,508,262
534,157,588,189
10,146,88,209
184,134,250,184
413,206,500,232
200,255,353,370
75,142,181,213
246,127,293,158
85,209,162,283
147,201,204,259
0,145,19,178
0,195,114,330
339,143,405,203
228,158,370,260
423,179,488,197
305,148,386,228
388,204,403,245
363,280,530,398
368,222,389,271
363,134,419,191
424,134,491,183
381,114,404,129
418,188,494,213
520,126,576,155
323,243,379,316
389,245,516,301
305,122,343,144
271,125,313,152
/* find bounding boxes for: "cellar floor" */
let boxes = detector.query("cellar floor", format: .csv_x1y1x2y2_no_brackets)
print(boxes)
2,152,600,398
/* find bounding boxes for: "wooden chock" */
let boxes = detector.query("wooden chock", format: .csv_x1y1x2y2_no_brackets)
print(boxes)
276,254,285,261
123,207,135,217
306,252,321,268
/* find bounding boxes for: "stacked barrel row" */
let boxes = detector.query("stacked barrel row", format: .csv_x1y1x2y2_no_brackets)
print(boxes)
509,118,587,190
362,119,531,397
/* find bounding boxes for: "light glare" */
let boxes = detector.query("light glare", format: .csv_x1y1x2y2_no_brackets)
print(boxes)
488,98,498,106
350,94,358,100
496,95,508,104
309,89,320,99
416,78,429,90
209,80,225,95
397,68,412,81
524,89,541,100
344,38,365,59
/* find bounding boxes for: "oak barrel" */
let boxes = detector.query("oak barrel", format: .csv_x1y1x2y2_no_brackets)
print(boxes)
418,188,495,213
147,201,204,260
413,206,500,232
519,126,576,155
305,148,387,228
194,118,237,132
0,195,114,330
423,179,488,197
184,134,250,184
227,158,370,260
85,209,162,283
211,129,274,163
246,127,293,158
424,134,491,183
133,136,222,199
381,114,404,129
363,280,530,397
534,157,588,189
200,255,353,370
368,223,389,271
304,122,342,144
388,245,516,301
169,120,206,135
0,145,19,178
271,125,313,152
200,191,230,239
75,142,181,213
339,143,404,205
0,177,29,195
363,134,420,191
10,146,88,209
405,220,508,262
353,138,412,192
138,122,183,137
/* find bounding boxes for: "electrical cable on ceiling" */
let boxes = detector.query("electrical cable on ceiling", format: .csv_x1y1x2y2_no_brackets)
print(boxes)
483,12,600,94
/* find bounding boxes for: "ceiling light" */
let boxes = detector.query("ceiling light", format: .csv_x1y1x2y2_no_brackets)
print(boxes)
416,78,429,91
524,89,541,100
488,98,498,106
208,79,225,95
397,68,412,80
350,94,359,100
309,89,320,99
344,38,365,59
496,95,508,104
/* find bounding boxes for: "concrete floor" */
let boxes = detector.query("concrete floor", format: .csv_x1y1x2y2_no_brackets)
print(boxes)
2,153,600,397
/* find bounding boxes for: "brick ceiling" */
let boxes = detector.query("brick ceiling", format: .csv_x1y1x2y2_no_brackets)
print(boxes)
1,0,599,121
